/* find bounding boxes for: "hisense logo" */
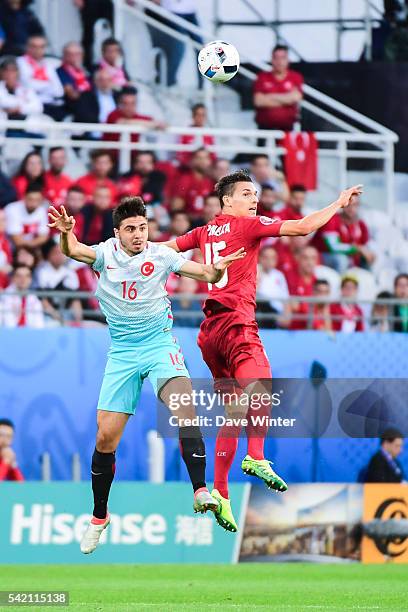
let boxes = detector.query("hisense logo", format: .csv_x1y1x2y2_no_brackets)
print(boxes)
10,504,167,545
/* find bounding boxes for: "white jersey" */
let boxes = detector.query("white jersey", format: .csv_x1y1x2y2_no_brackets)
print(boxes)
91,238,187,343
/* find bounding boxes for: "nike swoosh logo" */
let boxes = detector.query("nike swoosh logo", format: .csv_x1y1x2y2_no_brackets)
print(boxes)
107,266,117,270
192,454,206,458
91,470,103,476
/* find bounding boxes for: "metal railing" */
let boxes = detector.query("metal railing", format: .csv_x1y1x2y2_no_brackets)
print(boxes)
1,290,407,330
0,118,396,213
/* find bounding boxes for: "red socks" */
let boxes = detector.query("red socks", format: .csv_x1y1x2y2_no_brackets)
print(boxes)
246,404,269,460
213,424,241,498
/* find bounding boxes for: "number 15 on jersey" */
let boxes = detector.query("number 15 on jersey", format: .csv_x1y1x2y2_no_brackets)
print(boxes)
205,241,227,290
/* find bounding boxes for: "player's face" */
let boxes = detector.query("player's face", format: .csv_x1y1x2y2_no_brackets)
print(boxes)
115,216,148,255
224,182,258,216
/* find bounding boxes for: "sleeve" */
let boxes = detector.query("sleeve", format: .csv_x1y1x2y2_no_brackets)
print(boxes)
5,205,21,235
245,216,284,244
8,466,24,481
90,242,105,272
253,72,265,94
162,246,187,274
176,227,201,252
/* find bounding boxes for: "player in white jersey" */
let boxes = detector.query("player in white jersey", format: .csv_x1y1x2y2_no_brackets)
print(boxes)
48,197,245,554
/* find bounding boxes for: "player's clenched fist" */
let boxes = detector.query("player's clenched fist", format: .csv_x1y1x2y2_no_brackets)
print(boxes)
48,205,76,233
337,185,363,208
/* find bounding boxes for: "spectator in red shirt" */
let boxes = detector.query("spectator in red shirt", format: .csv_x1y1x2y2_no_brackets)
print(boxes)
287,245,319,329
76,150,117,203
311,278,333,332
279,184,307,221
253,44,303,134
274,235,309,278
64,185,86,239
80,185,114,244
313,195,375,272
12,151,45,199
250,154,289,203
104,86,165,162
43,147,72,207
177,103,216,167
0,418,24,481
330,275,364,332
169,148,214,217
118,151,165,205
257,185,281,219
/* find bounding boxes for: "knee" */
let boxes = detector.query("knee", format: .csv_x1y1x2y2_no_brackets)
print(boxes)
96,428,117,453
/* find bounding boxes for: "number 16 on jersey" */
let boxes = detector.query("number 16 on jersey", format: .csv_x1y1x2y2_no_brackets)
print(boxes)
205,241,227,290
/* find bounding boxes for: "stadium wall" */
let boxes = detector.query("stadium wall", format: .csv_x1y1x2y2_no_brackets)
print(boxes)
1,328,407,483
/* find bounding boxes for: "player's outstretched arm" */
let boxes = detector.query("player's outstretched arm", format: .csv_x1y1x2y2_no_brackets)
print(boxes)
178,248,246,283
162,239,180,252
48,205,96,265
279,185,363,237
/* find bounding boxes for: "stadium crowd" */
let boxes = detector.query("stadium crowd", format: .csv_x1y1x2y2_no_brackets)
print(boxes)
0,4,407,331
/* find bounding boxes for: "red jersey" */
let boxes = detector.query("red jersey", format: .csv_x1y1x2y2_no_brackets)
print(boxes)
278,204,303,221
313,214,369,266
281,132,318,190
275,242,298,278
43,171,72,207
117,175,143,199
177,133,216,167
330,303,364,332
0,460,24,481
253,69,304,130
104,110,152,145
176,213,283,321
287,271,316,330
12,175,30,200
169,170,214,215
75,174,117,203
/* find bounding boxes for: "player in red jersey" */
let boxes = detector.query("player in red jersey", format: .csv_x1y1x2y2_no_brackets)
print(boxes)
166,170,362,531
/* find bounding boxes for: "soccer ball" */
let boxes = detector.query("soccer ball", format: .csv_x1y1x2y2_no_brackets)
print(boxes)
198,41,240,83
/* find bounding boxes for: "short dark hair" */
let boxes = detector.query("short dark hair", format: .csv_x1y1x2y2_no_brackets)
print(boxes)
118,86,138,101
192,103,206,114
381,428,403,443
314,278,330,289
25,182,43,195
90,149,112,163
215,170,253,208
273,44,289,54
67,185,85,196
102,37,121,51
376,290,392,300
260,184,276,192
0,56,18,71
49,147,65,156
394,273,408,288
42,239,59,260
0,418,14,429
134,150,156,163
12,263,32,275
290,184,306,194
113,196,146,228
250,154,269,165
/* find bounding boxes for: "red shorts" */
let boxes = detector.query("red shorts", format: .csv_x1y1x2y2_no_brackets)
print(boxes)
197,312,271,393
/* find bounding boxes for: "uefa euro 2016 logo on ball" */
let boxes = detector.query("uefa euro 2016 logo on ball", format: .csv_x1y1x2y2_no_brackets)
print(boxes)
198,41,240,83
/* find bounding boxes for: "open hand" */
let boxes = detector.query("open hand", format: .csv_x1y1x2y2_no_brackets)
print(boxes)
337,185,363,208
48,205,76,234
214,247,246,271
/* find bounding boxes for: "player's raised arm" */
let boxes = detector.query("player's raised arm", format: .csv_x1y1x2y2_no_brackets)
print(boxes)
279,185,363,237
162,239,180,252
48,205,96,265
178,248,246,283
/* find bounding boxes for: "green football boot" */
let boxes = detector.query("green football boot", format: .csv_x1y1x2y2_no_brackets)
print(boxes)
211,489,238,533
241,455,288,492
